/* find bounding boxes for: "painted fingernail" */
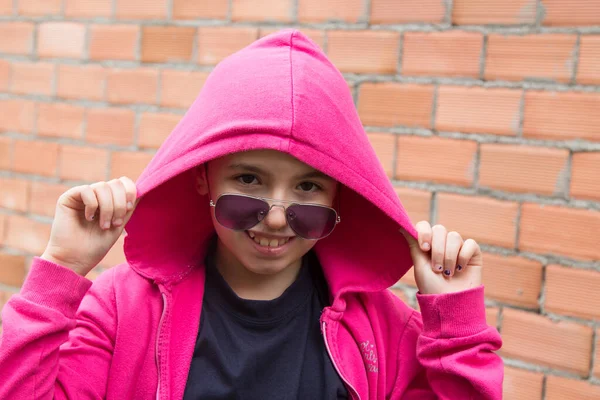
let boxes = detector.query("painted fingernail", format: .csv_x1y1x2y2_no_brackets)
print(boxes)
457,265,463,271
422,242,430,250
435,264,443,271
90,214,95,220
444,269,451,276
113,218,123,226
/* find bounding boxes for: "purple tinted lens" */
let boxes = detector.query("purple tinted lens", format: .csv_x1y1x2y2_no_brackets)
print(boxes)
287,204,337,240
215,195,269,231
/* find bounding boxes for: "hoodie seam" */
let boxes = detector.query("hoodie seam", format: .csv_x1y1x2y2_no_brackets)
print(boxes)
391,308,419,393
287,30,297,153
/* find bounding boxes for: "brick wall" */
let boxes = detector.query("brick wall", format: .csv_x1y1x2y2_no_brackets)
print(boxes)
0,0,599,398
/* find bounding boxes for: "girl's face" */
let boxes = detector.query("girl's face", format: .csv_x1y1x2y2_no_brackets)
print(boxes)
196,150,338,277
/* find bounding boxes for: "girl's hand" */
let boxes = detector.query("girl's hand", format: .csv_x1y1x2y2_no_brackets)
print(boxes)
41,177,138,277
400,221,483,295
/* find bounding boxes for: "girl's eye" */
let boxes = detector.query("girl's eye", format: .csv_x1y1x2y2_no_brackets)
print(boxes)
237,174,259,185
298,182,320,192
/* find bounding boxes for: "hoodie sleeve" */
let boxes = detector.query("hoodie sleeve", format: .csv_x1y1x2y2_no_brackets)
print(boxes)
0,257,116,399
395,286,503,400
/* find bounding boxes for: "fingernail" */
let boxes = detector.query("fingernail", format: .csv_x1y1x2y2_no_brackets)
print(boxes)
103,221,110,229
127,202,133,210
90,214,95,220
444,269,451,276
435,264,443,271
113,219,123,226
422,242,430,250
457,265,463,271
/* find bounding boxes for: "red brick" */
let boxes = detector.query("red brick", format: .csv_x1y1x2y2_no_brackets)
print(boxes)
479,144,569,195
86,108,135,146
197,27,257,65
98,234,126,268
29,181,68,217
403,31,483,78
37,103,85,139
366,133,395,178
0,214,6,245
545,265,600,320
0,22,34,55
571,152,600,201
436,86,521,135
357,83,434,128
371,0,445,24
578,36,600,85
396,137,477,187
259,28,325,50
115,0,168,19
481,253,542,308
502,367,544,400
59,145,109,182
12,140,59,177
141,26,195,63
18,0,61,15
0,59,9,91
0,178,29,212
541,0,600,26
56,64,107,101
485,34,576,83
394,187,432,226
10,62,54,96
501,308,592,375
453,0,537,25
328,30,400,74
0,99,35,133
0,0,12,14
0,137,11,170
109,151,154,181
298,0,363,23
0,253,26,287
138,112,180,149
523,91,600,142
545,376,600,400
437,193,518,248
485,307,499,328
398,267,417,288
65,0,112,17
90,25,138,61
231,0,293,22
520,203,600,261
5,215,51,254
173,0,228,19
106,68,158,105
37,22,85,59
160,70,208,109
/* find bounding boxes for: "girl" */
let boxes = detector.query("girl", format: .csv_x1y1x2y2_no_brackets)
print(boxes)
0,30,502,399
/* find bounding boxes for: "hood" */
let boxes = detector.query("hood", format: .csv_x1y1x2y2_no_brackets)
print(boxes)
124,29,418,295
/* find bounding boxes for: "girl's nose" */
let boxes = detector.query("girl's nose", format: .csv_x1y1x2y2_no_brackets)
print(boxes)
263,205,287,231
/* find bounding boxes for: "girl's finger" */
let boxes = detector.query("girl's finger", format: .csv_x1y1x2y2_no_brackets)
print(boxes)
430,224,447,273
443,231,463,277
108,179,127,227
91,182,114,230
79,185,99,221
415,220,432,251
118,176,137,211
458,238,479,268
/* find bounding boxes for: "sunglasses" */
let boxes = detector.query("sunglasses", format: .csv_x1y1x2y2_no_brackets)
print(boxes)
209,193,341,240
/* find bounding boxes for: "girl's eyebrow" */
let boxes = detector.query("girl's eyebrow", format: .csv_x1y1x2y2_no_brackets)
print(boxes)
227,163,332,181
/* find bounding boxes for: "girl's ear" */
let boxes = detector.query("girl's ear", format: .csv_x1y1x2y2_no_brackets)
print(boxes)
195,164,209,195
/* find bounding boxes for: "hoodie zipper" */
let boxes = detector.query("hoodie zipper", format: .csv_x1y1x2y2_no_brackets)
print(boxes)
322,321,361,400
155,292,167,400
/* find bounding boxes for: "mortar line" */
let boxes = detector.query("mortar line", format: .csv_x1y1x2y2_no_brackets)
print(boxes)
364,0,372,27
479,34,488,81
430,84,438,133
166,0,173,20
443,0,454,26
517,90,526,139
538,259,547,315
570,34,581,85
396,32,404,77
541,374,547,400
291,0,298,24
227,0,233,22
589,328,598,380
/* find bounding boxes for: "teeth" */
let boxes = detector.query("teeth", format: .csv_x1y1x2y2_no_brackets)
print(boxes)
248,231,290,248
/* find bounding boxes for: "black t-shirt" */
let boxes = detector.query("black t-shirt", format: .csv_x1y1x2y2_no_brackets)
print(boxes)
183,243,348,399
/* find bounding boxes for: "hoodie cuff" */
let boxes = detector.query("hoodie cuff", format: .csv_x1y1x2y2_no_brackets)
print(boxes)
416,286,488,339
20,257,93,318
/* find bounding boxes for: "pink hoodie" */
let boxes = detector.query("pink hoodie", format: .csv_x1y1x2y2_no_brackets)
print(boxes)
0,30,503,399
